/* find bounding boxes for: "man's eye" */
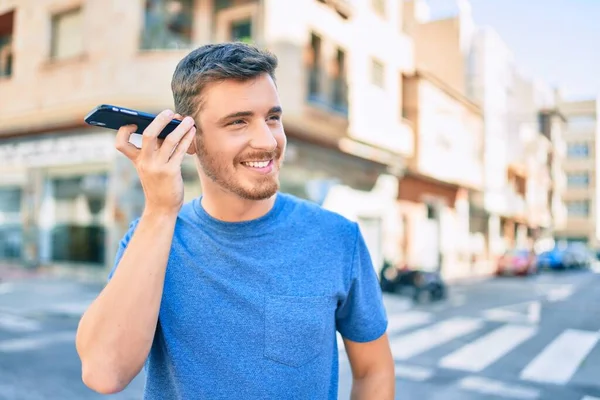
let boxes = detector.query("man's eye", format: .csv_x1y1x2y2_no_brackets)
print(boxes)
268,115,281,121
229,119,245,126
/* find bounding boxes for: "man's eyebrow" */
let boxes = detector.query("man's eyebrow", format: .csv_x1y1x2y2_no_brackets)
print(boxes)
217,107,283,124
217,111,254,125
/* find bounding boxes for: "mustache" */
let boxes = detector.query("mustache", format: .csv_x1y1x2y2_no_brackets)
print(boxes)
235,148,282,163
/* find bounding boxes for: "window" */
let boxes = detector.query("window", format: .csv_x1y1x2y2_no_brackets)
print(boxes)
372,0,385,17
230,18,252,43
47,174,108,265
331,48,348,114
568,115,596,133
371,58,385,88
0,10,14,78
50,8,84,60
566,200,590,217
141,0,194,50
307,33,322,99
567,172,590,187
567,143,590,158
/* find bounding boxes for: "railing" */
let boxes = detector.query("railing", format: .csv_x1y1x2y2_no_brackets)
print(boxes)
0,35,12,78
307,67,348,117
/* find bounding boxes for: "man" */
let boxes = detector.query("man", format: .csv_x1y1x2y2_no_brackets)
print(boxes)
76,42,394,399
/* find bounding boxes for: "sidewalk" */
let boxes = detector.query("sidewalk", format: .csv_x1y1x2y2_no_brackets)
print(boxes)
0,275,102,319
0,262,48,283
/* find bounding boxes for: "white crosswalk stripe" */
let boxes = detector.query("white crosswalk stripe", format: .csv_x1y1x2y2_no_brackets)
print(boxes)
384,315,600,389
520,329,599,385
390,317,483,360
0,313,41,333
387,311,433,333
439,324,537,372
458,376,540,399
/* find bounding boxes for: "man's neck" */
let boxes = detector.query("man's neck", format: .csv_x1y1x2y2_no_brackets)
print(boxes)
200,187,277,223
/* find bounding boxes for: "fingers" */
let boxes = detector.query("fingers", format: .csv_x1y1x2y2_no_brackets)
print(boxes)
115,124,140,160
168,126,197,165
141,109,175,158
158,116,196,162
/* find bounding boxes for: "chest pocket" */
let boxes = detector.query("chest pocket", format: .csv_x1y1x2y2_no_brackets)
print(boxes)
264,294,334,368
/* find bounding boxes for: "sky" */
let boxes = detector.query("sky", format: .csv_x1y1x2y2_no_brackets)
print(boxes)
424,0,600,100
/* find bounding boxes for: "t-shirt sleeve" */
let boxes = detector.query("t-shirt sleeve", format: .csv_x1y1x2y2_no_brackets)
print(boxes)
108,219,140,281
335,223,388,343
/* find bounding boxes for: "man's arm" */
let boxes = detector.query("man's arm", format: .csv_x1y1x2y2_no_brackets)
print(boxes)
75,111,196,394
344,333,395,399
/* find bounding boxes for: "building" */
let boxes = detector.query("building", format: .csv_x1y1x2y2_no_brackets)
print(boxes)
508,72,565,252
403,0,566,268
400,69,485,281
0,0,415,274
555,99,600,246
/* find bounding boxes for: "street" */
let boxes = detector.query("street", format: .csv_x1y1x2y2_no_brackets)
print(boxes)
1,270,600,400
339,268,600,400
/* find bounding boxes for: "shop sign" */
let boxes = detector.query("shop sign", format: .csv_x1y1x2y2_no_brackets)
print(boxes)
0,132,115,168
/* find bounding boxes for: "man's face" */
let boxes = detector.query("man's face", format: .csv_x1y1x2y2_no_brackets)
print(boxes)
192,73,286,201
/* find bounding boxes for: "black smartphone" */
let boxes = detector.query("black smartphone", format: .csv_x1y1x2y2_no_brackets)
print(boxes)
84,104,182,139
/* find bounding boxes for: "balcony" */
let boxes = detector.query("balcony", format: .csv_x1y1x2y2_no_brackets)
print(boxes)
307,67,349,117
319,0,354,19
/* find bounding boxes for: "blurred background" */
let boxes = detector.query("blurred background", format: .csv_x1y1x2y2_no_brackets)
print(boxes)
0,0,598,399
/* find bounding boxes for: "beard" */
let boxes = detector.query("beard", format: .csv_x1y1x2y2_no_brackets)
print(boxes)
195,137,283,201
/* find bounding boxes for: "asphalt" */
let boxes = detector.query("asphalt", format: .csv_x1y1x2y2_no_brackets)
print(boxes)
1,268,599,399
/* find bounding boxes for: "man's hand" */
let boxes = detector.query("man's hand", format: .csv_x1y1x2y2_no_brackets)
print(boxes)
115,109,196,216
344,333,395,399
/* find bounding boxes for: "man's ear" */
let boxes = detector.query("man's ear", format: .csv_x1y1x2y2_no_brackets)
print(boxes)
186,139,197,155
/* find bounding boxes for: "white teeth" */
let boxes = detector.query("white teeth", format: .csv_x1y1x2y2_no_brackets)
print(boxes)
243,161,270,168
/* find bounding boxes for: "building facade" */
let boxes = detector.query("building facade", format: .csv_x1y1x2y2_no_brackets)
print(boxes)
0,0,415,274
555,99,600,246
400,69,485,281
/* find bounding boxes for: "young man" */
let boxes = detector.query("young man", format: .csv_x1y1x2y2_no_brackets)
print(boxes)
76,42,394,399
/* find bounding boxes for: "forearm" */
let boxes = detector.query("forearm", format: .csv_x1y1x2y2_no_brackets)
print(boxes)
350,370,395,400
76,211,177,393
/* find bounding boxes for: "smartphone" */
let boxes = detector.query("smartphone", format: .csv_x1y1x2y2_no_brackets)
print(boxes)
84,104,182,139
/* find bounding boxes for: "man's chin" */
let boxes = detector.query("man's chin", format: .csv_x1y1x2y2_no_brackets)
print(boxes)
233,181,279,201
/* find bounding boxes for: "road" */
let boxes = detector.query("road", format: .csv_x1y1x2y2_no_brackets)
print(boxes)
1,269,599,399
339,268,600,400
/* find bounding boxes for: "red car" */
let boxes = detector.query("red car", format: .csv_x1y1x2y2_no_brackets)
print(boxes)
496,249,537,276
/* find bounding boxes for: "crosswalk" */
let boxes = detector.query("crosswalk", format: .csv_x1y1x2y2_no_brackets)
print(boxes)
379,310,600,392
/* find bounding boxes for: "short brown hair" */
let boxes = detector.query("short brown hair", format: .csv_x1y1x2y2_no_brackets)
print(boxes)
171,42,278,118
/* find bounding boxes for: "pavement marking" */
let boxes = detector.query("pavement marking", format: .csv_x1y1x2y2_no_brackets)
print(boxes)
0,331,74,352
545,285,574,302
338,311,433,353
482,301,541,325
390,317,483,360
394,362,434,381
520,329,599,385
0,283,14,295
439,324,537,372
387,311,433,334
0,313,41,333
458,376,540,399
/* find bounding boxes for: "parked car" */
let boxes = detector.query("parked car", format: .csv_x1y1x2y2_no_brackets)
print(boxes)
537,244,591,270
536,247,570,270
379,261,447,302
495,249,537,276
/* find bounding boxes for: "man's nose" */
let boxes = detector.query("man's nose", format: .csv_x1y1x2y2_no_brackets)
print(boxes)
249,121,277,150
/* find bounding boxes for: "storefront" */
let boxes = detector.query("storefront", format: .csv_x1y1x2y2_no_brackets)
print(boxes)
281,139,402,272
0,131,401,275
397,172,484,281
0,129,201,270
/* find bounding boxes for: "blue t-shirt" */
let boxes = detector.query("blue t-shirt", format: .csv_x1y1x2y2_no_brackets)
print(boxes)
110,192,388,399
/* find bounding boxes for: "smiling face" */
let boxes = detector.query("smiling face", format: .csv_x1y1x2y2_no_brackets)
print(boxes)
192,73,286,201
